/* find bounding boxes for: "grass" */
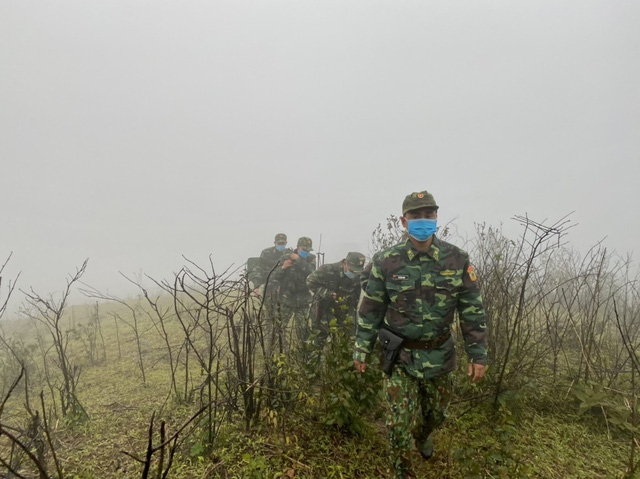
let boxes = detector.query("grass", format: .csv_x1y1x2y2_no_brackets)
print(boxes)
0,295,635,479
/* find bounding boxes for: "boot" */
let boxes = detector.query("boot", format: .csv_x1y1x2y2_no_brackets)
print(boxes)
416,436,433,461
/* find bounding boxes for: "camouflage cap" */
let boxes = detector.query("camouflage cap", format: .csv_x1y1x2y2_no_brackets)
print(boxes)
402,190,439,215
274,233,287,243
297,236,313,251
345,252,366,273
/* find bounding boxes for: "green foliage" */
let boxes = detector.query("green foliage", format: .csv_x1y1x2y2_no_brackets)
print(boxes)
1,256,635,478
188,426,211,460
493,377,541,419
311,317,383,435
452,414,535,478
241,452,269,478
268,352,302,412
572,381,638,434
62,405,89,427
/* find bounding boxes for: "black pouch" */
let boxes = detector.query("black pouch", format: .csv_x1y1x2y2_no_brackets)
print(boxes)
378,327,405,377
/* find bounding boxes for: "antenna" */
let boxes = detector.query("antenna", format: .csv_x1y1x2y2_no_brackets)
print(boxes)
316,233,325,267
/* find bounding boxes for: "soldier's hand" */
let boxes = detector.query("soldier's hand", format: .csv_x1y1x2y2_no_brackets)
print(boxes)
354,360,367,373
468,363,486,383
290,253,300,261
282,260,293,269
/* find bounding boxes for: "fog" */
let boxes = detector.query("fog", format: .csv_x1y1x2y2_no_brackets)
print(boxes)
1,0,639,312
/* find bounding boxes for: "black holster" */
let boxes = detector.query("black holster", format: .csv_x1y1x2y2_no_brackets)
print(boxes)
378,327,404,377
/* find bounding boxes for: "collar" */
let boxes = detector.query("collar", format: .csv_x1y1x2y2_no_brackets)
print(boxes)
403,236,440,262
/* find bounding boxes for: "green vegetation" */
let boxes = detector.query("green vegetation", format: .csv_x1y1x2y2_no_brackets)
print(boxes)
0,214,638,478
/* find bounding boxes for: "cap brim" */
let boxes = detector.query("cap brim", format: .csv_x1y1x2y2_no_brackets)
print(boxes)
403,204,439,215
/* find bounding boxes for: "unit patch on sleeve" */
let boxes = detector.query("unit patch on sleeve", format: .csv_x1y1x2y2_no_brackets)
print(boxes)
467,265,477,282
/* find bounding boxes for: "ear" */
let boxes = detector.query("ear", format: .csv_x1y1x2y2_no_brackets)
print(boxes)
400,216,408,228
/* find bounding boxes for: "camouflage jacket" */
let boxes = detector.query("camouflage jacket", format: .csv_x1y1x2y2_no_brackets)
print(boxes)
359,262,373,292
273,249,316,299
354,237,487,379
254,246,293,291
307,260,362,312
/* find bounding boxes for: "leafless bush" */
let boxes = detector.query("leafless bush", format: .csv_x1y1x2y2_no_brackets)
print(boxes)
0,367,64,479
20,260,89,421
81,283,150,384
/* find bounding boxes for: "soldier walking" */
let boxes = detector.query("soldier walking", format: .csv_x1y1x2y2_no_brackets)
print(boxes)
253,233,291,298
251,234,292,348
306,251,366,349
354,191,488,479
273,237,316,345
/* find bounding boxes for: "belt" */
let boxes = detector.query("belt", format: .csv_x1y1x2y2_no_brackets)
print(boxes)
402,332,451,350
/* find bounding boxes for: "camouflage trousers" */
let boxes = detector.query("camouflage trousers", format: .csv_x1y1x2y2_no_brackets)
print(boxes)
277,295,311,346
384,367,453,479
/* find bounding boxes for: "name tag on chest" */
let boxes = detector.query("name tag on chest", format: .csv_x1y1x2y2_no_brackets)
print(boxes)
392,274,409,280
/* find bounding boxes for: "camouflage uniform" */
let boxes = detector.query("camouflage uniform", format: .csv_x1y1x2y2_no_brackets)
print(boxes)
355,231,487,478
255,247,292,299
359,261,373,292
273,237,316,342
252,234,292,349
254,234,291,295
306,252,366,347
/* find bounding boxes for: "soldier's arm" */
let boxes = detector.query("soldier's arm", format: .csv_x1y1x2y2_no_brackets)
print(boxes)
301,255,316,275
354,254,389,364
252,251,268,288
457,258,488,366
271,252,290,282
289,256,313,282
306,266,333,300
280,255,310,286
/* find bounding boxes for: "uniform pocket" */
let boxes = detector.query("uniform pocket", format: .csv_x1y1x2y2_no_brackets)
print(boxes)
433,279,458,310
386,279,419,314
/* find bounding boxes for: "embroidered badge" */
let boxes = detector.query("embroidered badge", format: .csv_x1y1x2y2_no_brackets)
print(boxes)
417,193,424,198
392,275,409,280
467,265,477,282
433,249,439,261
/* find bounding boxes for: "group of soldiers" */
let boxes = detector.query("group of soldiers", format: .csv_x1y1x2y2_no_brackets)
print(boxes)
249,234,366,348
247,190,488,479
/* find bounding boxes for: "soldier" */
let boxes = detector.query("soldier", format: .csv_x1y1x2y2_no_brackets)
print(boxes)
253,233,291,298
251,234,292,348
274,236,316,343
307,252,366,348
354,191,488,479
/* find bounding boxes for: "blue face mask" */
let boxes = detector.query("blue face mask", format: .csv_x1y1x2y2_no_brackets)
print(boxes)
344,270,357,279
275,245,286,252
407,218,437,242
298,250,310,259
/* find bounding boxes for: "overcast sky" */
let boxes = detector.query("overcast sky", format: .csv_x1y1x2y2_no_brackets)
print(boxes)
1,0,639,310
